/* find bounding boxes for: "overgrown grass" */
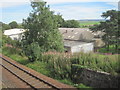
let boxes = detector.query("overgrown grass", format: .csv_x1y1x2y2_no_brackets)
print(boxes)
2,47,91,88
98,45,120,54
26,61,51,76
2,47,119,88
42,52,119,75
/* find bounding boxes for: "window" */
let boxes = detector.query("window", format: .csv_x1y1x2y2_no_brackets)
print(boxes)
14,37,17,40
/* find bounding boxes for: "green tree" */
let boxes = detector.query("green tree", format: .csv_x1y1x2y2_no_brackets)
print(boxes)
9,21,18,29
62,20,80,28
54,14,65,27
0,22,11,31
90,10,120,53
22,1,64,61
18,24,24,28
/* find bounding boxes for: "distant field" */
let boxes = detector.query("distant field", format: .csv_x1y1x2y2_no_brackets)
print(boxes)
79,21,100,27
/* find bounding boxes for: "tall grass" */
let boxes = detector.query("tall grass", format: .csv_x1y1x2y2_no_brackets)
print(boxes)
42,54,72,79
42,52,119,75
2,47,119,88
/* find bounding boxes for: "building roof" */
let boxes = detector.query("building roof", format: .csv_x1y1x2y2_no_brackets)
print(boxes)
64,40,90,47
92,31,106,38
93,38,105,47
4,28,26,36
59,28,94,41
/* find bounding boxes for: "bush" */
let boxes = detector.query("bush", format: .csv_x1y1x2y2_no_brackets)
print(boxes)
22,42,42,62
42,54,71,79
2,47,22,56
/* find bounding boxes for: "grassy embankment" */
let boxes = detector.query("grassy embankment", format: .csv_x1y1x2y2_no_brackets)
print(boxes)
2,46,119,88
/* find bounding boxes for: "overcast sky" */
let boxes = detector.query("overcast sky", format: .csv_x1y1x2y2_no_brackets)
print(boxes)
0,0,119,24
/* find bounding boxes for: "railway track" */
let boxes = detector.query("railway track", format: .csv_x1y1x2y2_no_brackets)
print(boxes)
0,54,76,89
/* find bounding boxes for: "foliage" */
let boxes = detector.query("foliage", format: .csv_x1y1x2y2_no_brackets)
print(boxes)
2,47,22,56
54,14,65,27
0,30,2,48
22,1,64,61
90,10,120,53
3,47,119,88
9,21,18,29
18,24,24,28
2,34,20,48
0,21,23,32
42,54,72,79
22,42,42,62
42,52,119,75
52,15,80,28
73,52,119,75
0,22,11,31
99,45,120,54
62,20,80,28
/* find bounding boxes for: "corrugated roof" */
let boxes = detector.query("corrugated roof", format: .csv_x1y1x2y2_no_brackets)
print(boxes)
64,40,88,47
4,28,26,36
59,28,94,41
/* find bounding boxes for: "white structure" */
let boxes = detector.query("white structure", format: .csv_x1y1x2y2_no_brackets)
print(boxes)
59,28,94,53
4,28,26,41
64,40,94,53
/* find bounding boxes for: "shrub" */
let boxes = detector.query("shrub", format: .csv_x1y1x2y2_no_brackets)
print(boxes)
42,54,72,79
22,42,42,62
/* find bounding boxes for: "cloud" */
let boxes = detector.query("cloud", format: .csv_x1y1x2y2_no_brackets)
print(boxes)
0,0,30,8
50,4,117,20
106,2,118,9
0,0,119,8
44,0,119,5
1,0,119,23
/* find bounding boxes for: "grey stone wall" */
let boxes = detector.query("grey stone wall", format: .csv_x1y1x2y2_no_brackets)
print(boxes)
72,64,119,88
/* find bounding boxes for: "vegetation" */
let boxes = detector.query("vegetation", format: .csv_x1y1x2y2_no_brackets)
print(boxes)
62,20,80,28
79,21,100,28
42,53,119,75
1,0,119,88
99,45,120,54
0,22,11,31
52,14,80,28
22,1,64,61
90,10,120,54
0,21,23,32
9,21,18,29
2,20,119,87
0,28,2,53
2,46,119,88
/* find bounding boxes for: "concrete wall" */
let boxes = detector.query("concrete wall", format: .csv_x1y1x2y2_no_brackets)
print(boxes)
8,33,23,41
72,65,119,88
64,46,71,53
71,43,94,53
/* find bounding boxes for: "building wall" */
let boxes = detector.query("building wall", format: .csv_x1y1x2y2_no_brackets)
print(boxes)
71,43,94,53
64,46,71,53
72,64,119,88
8,33,23,41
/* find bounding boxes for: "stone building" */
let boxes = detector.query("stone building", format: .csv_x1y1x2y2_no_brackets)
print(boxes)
59,28,94,53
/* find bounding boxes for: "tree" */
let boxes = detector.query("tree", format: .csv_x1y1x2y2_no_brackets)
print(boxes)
54,14,65,27
22,1,64,61
9,21,18,29
0,22,11,31
62,20,80,28
90,10,120,53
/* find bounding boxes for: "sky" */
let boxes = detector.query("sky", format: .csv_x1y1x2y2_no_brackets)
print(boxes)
0,0,119,24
